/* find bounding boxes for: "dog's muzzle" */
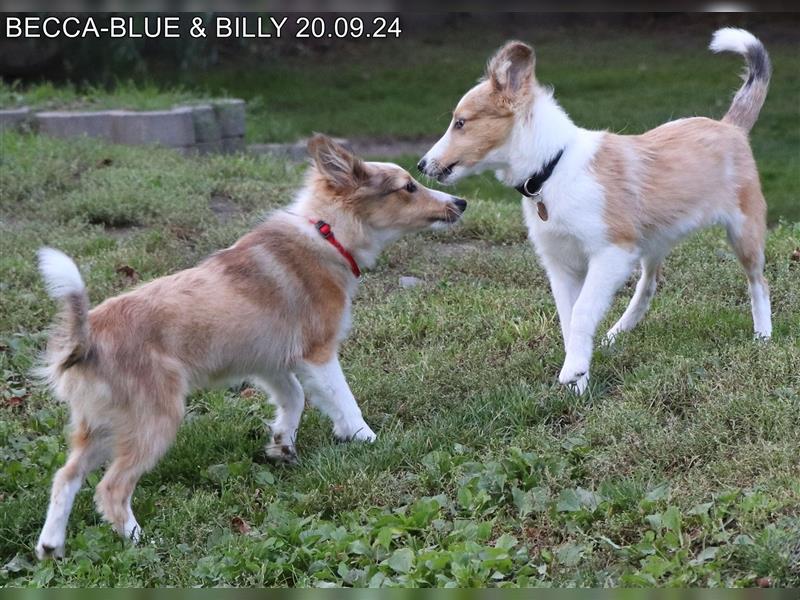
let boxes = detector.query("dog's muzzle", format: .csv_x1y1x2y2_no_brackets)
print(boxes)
418,158,458,183
444,197,467,222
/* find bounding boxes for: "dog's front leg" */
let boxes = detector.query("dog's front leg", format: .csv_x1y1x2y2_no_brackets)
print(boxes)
544,264,585,351
560,247,637,393
295,357,377,442
256,372,305,464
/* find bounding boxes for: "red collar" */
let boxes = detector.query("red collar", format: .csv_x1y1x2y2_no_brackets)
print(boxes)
310,219,361,278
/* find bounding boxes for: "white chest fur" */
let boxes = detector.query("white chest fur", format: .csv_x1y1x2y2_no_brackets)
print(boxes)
520,129,608,272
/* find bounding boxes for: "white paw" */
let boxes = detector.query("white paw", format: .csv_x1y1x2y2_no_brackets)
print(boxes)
559,362,590,395
265,441,299,464
603,328,621,346
568,372,590,395
334,420,377,442
123,518,141,544
36,536,65,560
352,424,377,442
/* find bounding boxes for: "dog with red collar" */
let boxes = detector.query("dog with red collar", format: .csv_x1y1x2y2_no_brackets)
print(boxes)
33,134,466,559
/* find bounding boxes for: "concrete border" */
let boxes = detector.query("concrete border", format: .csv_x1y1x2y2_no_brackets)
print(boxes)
35,110,119,140
213,99,246,138
191,104,222,145
3,100,246,154
248,137,351,161
112,107,196,147
0,107,31,133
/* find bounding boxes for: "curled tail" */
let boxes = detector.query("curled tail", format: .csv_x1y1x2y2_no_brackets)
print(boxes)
710,27,771,132
37,248,90,373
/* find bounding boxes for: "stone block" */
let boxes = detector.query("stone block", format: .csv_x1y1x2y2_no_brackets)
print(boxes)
0,107,31,133
213,99,246,138
112,107,195,147
190,104,222,143
399,276,423,289
35,110,117,140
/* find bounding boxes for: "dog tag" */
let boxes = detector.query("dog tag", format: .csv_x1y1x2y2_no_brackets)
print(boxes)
536,200,548,221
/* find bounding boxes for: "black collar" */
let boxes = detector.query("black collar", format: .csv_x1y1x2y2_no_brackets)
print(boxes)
514,149,564,197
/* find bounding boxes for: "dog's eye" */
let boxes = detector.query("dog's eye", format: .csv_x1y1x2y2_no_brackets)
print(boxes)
454,118,465,130
405,181,417,193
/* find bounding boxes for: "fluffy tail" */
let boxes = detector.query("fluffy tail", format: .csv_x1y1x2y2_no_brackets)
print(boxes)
37,248,90,372
709,27,771,132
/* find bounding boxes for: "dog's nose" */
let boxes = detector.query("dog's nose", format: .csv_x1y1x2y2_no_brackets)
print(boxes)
453,198,467,213
417,158,427,173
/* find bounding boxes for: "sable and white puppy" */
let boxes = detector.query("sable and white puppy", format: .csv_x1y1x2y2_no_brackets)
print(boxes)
34,134,466,559
419,28,772,393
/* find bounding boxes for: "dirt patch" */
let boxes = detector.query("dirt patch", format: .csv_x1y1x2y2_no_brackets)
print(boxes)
348,136,438,159
209,193,241,223
102,224,142,240
249,135,439,162
0,215,21,231
421,240,488,259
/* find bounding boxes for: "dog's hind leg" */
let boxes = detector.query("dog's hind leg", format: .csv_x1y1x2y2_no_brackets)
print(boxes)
36,421,109,560
560,246,638,393
95,409,180,542
296,356,376,442
605,254,663,343
726,185,771,338
257,371,305,464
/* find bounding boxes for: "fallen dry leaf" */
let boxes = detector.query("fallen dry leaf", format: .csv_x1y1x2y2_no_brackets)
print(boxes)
169,224,199,243
3,392,28,408
230,516,251,534
791,248,800,262
116,265,140,284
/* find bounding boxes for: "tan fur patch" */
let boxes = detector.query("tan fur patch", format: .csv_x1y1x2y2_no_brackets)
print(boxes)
593,117,762,248
305,163,457,230
437,82,516,169
732,178,767,272
58,421,92,481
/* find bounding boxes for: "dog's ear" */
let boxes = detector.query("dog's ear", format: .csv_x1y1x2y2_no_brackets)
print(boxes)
307,134,368,191
487,41,535,97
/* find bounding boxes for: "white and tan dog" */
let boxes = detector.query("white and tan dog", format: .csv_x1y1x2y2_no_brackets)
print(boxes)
34,134,466,559
419,28,772,393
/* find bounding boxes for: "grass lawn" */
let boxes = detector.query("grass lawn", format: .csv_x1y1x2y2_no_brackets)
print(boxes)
1,127,799,586
1,18,799,587
3,19,799,222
